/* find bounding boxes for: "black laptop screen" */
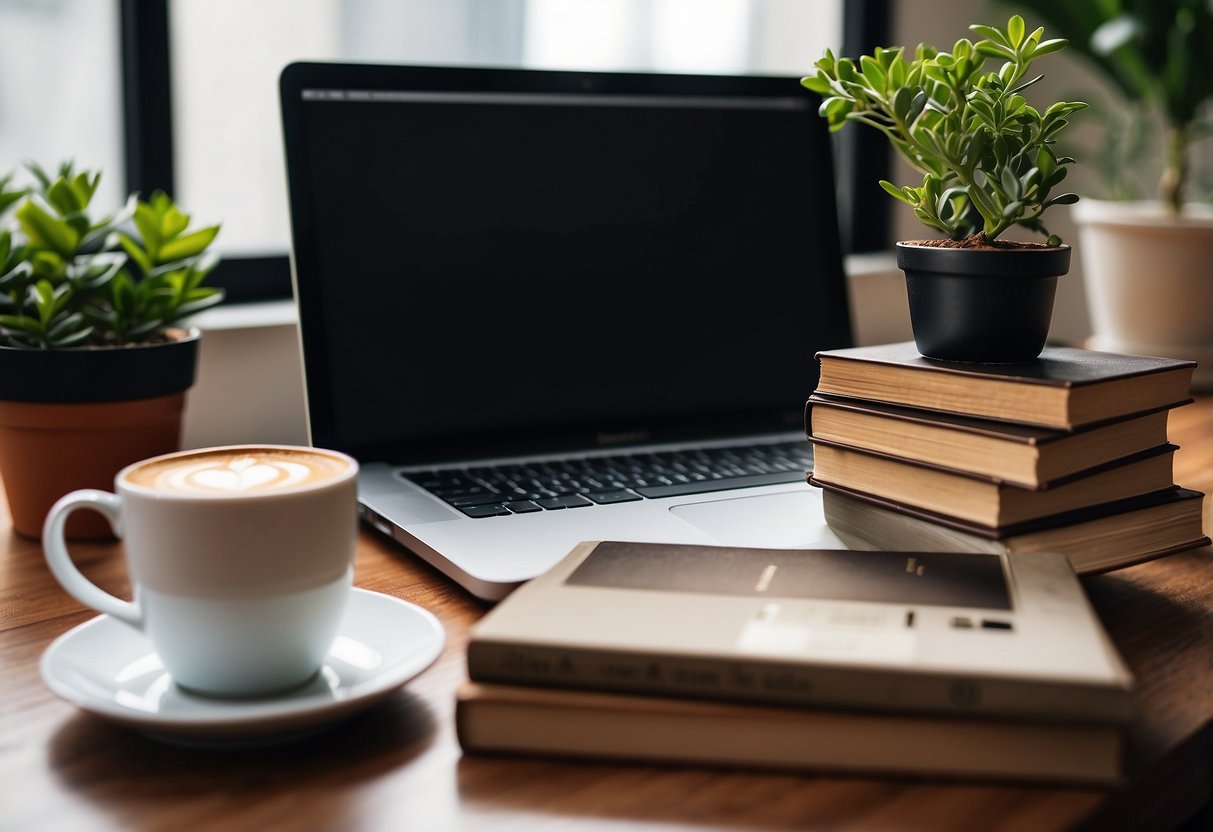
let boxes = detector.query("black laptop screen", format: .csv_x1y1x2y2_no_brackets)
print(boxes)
282,66,852,461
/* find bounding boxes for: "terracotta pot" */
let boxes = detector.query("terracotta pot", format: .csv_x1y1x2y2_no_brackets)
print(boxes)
0,330,200,539
1074,200,1213,391
896,243,1070,363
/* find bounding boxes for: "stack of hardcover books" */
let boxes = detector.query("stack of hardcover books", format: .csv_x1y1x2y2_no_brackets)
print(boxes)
456,541,1137,784
807,342,1209,573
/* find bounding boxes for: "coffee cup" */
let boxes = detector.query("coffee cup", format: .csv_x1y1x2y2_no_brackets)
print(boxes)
42,445,359,697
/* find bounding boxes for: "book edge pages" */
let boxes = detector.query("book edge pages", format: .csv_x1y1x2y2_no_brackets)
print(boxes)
455,681,1124,786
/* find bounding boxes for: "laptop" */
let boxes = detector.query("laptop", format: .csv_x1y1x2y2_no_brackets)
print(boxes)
279,62,853,600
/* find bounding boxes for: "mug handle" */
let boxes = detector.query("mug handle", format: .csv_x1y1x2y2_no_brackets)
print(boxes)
42,490,144,630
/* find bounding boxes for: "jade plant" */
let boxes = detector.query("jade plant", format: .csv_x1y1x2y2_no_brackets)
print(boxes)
0,162,222,349
802,15,1086,244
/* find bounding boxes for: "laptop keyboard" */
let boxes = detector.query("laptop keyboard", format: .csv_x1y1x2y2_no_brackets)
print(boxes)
403,441,811,518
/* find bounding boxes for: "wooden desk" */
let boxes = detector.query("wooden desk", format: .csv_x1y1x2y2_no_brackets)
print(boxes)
3,400,1211,832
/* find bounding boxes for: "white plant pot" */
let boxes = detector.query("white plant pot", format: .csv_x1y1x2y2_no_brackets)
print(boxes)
1074,200,1213,391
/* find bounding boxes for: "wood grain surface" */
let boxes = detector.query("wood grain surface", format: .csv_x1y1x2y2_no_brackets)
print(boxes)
2,398,1211,832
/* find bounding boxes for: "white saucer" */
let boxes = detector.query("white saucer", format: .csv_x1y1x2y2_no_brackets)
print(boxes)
40,588,445,746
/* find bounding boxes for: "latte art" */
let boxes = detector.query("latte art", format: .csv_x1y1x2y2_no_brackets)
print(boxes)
126,448,350,495
164,457,312,493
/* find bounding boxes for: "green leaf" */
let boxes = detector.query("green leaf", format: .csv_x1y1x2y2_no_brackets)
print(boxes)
76,170,101,203
16,199,80,258
47,312,86,340
159,204,190,241
0,186,27,217
70,253,126,292
157,225,219,263
1030,38,1068,58
0,314,42,333
110,271,135,316
968,98,997,126
126,320,164,339
1007,15,1025,49
860,55,887,94
1048,192,1080,205
819,96,853,129
28,250,66,281
889,55,907,89
46,178,83,215
133,203,162,258
49,326,94,348
969,24,1010,48
879,179,917,206
166,290,224,322
801,75,831,95
938,186,968,220
115,231,154,274
955,56,973,82
1009,74,1044,96
891,86,914,121
30,280,56,324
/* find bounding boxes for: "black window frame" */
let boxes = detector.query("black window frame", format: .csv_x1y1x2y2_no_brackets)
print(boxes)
119,0,889,304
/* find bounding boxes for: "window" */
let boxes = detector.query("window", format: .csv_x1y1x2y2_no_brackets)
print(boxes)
0,1,124,208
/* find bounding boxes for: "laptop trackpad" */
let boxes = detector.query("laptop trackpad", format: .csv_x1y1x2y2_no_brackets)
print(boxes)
669,490,844,549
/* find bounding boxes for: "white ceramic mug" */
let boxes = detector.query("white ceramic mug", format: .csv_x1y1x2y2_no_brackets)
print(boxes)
42,445,359,697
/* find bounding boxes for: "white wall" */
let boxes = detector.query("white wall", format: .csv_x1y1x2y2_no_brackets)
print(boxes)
181,304,309,449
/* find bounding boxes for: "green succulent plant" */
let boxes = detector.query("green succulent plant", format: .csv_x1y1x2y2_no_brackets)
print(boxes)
0,161,222,349
803,15,1085,244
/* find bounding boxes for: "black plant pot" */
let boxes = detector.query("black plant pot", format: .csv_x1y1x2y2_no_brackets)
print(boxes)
896,243,1071,363
0,328,200,403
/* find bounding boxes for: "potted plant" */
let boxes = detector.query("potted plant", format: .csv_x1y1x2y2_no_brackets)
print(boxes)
802,15,1085,362
1007,0,1213,389
0,162,223,538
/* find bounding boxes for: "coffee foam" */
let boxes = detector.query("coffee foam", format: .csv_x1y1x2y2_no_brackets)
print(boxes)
127,448,349,495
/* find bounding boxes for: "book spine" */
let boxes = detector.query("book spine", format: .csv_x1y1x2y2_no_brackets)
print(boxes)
455,686,1123,785
465,640,1132,723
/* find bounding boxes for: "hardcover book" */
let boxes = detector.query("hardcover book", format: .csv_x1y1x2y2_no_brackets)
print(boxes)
805,393,1177,488
819,485,1209,574
813,342,1195,429
456,681,1124,785
467,541,1135,722
808,440,1177,527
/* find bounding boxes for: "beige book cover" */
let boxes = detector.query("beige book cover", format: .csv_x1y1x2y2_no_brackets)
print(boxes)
468,541,1135,723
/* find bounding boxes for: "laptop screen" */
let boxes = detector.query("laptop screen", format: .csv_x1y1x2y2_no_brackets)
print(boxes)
281,64,852,463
